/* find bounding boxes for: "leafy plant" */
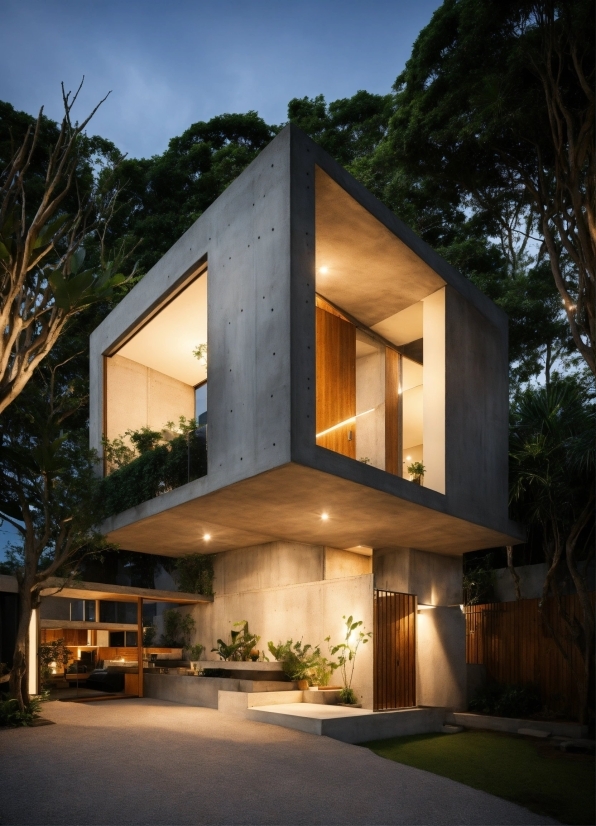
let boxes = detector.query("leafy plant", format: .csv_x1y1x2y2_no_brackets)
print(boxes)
160,610,195,648
469,683,541,718
193,343,208,366
463,555,496,605
100,425,207,515
185,643,205,662
212,621,260,662
39,639,71,683
326,615,372,702
339,687,357,704
175,554,214,596
267,639,333,685
407,461,425,480
0,693,43,727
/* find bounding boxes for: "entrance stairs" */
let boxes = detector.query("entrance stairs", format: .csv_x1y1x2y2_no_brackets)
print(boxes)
217,688,446,743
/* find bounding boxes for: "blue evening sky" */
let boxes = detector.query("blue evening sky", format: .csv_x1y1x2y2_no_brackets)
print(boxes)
0,0,442,556
1,0,442,159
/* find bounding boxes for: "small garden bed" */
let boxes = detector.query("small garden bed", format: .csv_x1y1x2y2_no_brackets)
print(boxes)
362,729,595,825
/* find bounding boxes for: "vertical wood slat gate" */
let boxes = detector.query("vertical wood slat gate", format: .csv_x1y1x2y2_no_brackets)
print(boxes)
374,590,417,711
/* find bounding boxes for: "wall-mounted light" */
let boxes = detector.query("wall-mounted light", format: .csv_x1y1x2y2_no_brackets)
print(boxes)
203,533,211,541
319,266,329,274
321,513,329,521
417,604,436,614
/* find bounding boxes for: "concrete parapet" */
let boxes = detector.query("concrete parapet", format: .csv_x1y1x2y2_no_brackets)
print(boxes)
144,674,296,708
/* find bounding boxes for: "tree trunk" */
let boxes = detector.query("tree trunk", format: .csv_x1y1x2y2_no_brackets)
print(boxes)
9,580,34,712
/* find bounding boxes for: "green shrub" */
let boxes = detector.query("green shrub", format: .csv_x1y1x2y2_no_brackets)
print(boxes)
0,694,43,727
160,610,195,647
469,683,541,717
176,554,214,596
267,639,333,685
101,430,207,516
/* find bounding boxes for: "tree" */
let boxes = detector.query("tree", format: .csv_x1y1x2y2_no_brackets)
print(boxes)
0,356,111,711
288,91,393,168
0,82,129,415
378,0,594,374
509,377,595,726
110,112,279,274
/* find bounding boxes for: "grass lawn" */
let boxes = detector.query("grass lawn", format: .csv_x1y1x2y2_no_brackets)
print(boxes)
362,730,595,825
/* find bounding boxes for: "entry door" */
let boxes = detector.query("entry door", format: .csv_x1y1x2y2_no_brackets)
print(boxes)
374,589,416,710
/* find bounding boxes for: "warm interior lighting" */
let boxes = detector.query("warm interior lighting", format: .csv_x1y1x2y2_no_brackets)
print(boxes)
316,408,374,439
321,513,329,521
203,533,211,541
319,266,329,274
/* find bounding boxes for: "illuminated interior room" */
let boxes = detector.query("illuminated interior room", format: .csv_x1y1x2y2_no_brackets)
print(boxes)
103,266,208,473
314,167,445,492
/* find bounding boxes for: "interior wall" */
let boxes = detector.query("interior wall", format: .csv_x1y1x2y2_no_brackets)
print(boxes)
416,606,466,710
355,345,385,468
373,547,462,606
105,354,195,444
422,288,446,494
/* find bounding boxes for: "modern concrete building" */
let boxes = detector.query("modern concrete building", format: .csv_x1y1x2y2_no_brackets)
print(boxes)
89,125,522,714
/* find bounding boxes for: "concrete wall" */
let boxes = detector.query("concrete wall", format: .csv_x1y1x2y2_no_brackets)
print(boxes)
211,542,371,594
373,547,462,606
445,285,509,528
422,288,446,494
91,128,294,487
105,354,194,444
416,606,466,710
180,542,375,708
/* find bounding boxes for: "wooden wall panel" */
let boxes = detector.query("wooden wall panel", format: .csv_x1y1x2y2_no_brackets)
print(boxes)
316,305,356,459
385,348,401,475
465,593,595,721
41,628,87,646
374,589,416,710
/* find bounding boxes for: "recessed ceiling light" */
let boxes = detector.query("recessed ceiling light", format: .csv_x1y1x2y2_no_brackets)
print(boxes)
321,513,329,521
203,533,211,540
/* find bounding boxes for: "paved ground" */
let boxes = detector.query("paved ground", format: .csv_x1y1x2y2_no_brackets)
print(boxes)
0,698,556,825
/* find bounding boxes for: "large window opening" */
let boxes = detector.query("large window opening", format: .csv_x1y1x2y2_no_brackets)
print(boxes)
315,168,445,493
103,267,208,502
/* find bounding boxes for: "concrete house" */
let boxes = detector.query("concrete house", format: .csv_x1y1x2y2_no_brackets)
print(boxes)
89,125,522,718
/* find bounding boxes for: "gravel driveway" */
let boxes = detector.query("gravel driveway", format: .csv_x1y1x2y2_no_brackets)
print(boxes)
0,698,556,825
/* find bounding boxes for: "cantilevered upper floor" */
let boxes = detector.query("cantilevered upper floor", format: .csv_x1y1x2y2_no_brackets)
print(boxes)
90,125,523,557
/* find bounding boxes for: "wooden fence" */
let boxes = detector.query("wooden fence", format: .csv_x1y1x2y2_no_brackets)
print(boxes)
465,594,594,720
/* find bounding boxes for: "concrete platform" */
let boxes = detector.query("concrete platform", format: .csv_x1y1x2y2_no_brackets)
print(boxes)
243,703,445,743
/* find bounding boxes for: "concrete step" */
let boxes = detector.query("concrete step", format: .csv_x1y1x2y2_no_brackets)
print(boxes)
241,703,445,744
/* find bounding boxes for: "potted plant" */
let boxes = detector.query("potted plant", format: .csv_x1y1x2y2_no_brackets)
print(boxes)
267,639,332,689
407,461,426,485
326,615,372,707
184,643,205,672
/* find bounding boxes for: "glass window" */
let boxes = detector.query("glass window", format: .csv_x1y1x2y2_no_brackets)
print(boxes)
195,381,207,426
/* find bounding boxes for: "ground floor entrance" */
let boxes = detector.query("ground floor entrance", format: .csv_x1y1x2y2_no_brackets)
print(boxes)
373,589,416,711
